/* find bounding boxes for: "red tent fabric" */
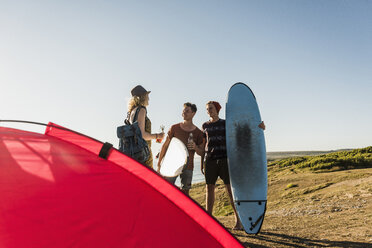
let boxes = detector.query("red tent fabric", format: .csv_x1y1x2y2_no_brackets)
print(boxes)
0,123,243,248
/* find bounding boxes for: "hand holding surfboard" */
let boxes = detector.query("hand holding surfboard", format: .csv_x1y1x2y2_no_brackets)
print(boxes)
159,137,189,177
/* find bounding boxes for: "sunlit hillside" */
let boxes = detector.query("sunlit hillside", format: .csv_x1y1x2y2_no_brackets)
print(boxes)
190,146,372,247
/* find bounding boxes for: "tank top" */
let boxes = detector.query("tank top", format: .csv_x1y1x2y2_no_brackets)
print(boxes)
130,106,153,168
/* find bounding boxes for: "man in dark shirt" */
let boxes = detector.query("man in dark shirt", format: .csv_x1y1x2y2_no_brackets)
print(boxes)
201,101,265,230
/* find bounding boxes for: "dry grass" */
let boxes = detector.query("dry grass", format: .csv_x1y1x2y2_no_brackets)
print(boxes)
189,166,372,247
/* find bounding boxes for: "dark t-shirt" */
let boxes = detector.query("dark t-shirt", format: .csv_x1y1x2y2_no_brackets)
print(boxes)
202,119,227,160
167,123,203,170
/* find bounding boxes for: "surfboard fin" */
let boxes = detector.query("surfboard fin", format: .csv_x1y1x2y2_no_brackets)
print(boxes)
250,213,264,231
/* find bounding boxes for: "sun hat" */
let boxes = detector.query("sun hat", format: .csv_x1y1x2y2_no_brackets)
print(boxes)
131,85,151,97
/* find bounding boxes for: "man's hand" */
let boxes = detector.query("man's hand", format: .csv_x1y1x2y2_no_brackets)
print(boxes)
258,121,266,130
187,140,196,150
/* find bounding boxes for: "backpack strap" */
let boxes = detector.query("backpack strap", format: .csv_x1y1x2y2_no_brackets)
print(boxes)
132,106,146,123
126,106,146,124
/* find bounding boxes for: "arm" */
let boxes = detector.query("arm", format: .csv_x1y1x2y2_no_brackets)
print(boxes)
195,138,205,156
137,108,164,141
156,135,171,173
200,138,206,175
200,155,205,175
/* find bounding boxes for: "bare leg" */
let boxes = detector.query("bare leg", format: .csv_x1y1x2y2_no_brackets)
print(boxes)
206,184,215,214
225,184,243,230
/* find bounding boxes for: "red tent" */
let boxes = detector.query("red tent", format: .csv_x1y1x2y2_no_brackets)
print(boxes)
0,122,243,248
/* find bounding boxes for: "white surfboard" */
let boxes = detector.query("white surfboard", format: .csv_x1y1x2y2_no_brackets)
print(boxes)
160,137,189,177
226,82,267,234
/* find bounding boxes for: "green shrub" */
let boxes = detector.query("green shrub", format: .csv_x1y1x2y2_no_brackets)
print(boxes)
269,146,372,172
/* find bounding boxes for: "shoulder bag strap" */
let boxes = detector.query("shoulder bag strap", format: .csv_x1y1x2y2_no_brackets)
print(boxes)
133,106,146,123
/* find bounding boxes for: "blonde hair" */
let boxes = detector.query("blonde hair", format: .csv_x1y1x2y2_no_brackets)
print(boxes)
128,94,148,112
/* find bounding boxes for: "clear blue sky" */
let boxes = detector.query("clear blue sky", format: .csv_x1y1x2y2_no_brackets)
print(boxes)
1,0,371,152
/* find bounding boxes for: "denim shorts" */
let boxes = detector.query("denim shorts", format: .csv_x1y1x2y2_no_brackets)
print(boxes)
164,169,193,190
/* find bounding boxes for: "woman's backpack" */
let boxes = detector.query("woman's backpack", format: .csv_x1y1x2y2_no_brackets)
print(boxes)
117,106,150,163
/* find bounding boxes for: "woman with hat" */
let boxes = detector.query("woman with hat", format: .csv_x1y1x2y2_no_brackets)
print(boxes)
127,85,164,168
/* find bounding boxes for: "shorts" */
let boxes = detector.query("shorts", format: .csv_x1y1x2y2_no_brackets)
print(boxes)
164,169,193,191
205,157,230,185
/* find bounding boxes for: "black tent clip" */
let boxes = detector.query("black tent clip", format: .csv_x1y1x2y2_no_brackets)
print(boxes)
99,142,113,159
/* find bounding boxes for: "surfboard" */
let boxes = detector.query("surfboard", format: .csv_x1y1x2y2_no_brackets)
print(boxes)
225,82,267,234
160,137,189,177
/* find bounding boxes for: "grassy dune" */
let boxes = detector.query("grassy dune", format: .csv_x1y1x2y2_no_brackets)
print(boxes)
189,147,372,247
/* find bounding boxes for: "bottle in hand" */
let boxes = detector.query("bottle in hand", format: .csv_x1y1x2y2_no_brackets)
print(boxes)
156,125,165,143
187,133,194,150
